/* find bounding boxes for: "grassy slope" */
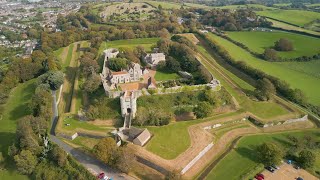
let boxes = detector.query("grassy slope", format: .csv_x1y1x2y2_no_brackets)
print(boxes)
196,45,290,119
227,31,320,58
276,60,320,79
207,33,320,106
207,130,320,180
216,4,276,10
0,80,36,180
256,9,320,27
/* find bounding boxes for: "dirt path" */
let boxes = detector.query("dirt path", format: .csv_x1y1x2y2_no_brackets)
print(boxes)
60,45,69,65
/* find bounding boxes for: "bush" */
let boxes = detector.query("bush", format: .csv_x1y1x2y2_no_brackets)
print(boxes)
274,38,294,51
194,101,212,118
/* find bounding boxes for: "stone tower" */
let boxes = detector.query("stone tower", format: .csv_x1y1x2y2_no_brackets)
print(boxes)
120,91,137,119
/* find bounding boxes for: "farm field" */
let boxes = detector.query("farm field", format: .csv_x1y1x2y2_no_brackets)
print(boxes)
256,9,320,27
207,33,320,106
276,60,320,79
206,130,320,180
0,80,36,180
144,1,182,9
216,4,276,10
100,2,155,22
268,18,320,36
227,31,320,58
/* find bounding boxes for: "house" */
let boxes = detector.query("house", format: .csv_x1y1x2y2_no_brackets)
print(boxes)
144,53,166,67
133,129,151,146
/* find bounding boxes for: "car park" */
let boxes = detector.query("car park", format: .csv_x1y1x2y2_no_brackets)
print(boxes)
271,164,280,170
265,166,275,173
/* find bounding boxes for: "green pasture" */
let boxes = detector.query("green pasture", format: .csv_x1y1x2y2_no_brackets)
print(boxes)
207,33,320,105
0,80,36,180
276,60,320,79
196,45,291,119
216,4,276,10
206,130,320,180
227,31,320,58
144,1,182,9
154,70,180,81
256,9,320,27
268,18,320,36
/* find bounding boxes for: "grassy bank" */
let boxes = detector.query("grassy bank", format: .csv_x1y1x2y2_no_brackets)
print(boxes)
0,80,36,180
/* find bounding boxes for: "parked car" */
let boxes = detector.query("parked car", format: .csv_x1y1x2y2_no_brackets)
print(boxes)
271,164,280,170
294,165,301,170
97,173,110,180
265,166,275,173
254,173,264,179
296,177,304,180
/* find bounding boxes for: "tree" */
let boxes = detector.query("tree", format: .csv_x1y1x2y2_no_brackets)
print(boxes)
82,74,101,93
50,145,67,167
14,150,38,175
93,138,118,166
166,57,181,72
257,142,283,166
224,23,237,31
194,102,212,118
123,30,135,39
201,89,217,106
254,78,276,101
157,28,170,39
263,48,278,61
298,150,316,168
38,71,64,91
274,38,293,51
108,58,128,71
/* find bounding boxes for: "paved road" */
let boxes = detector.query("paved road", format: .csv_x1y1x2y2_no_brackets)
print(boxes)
50,91,135,180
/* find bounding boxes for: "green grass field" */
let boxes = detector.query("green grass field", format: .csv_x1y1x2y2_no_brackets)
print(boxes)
216,4,276,10
146,111,241,159
144,1,182,9
0,80,36,180
98,38,160,57
207,33,320,106
268,18,320,36
256,9,320,27
61,117,110,132
276,60,320,79
227,31,320,59
206,130,320,180
154,70,180,81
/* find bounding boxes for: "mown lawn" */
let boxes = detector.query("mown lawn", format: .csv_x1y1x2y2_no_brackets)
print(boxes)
256,9,320,27
0,80,36,180
207,33,320,106
98,38,160,56
207,130,320,180
154,70,180,81
146,111,242,159
61,117,109,132
227,31,320,59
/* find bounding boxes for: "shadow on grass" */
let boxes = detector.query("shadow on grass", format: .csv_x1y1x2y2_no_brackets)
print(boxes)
0,132,17,169
235,145,260,163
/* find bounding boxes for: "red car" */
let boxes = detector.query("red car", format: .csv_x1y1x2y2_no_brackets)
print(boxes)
97,173,105,179
255,173,264,180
